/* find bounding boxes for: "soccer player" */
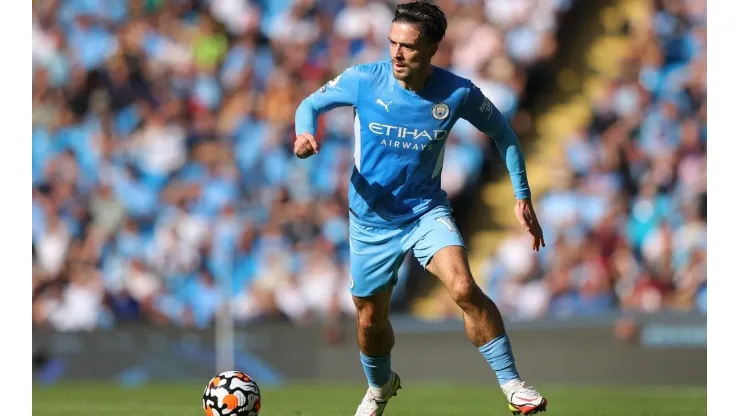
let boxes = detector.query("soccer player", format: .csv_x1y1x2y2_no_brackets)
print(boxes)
293,1,547,415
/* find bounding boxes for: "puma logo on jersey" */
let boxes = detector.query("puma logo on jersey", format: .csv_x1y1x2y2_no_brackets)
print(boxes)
376,99,392,112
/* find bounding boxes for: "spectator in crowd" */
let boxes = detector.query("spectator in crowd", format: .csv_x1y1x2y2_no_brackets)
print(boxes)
481,0,706,320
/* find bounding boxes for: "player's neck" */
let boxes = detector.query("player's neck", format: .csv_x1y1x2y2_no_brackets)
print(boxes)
398,65,434,92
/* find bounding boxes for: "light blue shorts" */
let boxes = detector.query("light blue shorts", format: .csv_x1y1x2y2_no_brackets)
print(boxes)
348,205,466,298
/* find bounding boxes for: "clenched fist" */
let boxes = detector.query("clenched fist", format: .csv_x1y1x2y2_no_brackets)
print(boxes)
294,133,320,159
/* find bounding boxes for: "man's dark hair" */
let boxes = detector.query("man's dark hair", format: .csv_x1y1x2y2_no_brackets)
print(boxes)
393,1,448,45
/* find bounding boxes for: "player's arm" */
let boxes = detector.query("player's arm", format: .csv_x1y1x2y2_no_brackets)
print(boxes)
294,66,361,159
461,83,545,251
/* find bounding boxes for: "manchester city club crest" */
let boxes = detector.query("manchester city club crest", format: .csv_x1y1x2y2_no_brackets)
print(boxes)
432,103,450,120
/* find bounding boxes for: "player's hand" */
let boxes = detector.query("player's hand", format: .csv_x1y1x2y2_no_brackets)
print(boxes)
514,198,546,252
294,133,320,159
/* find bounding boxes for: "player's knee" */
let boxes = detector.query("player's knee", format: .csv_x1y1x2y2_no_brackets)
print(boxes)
448,275,481,307
355,299,389,331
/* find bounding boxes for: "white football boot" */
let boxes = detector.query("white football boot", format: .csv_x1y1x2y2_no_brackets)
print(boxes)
503,379,548,415
354,372,402,416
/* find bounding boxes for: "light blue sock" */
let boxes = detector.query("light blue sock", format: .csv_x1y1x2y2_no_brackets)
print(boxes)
478,334,520,386
360,352,392,387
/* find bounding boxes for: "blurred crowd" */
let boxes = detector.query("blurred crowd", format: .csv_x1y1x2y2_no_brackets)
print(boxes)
32,0,572,331
481,0,707,320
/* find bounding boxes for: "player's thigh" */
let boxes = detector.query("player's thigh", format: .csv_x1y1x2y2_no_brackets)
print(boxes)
349,220,406,300
425,245,474,289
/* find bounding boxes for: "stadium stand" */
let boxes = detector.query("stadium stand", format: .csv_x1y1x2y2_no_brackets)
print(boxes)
34,0,703,332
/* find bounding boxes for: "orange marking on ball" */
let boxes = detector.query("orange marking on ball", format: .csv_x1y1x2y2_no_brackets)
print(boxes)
254,397,261,412
210,377,221,387
204,406,214,416
224,394,239,410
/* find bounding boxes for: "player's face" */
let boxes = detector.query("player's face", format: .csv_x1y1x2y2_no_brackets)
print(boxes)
388,22,436,81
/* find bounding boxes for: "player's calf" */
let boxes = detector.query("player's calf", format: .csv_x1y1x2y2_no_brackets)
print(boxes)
353,289,396,397
427,247,507,344
427,246,547,412
445,273,523,386
447,277,505,341
354,290,395,356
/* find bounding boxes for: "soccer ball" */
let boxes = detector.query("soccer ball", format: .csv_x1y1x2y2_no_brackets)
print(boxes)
202,370,261,416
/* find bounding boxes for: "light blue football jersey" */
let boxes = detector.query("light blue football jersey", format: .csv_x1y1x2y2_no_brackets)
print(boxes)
295,61,530,227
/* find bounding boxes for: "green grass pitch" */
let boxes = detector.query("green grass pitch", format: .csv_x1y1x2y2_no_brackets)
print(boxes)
33,382,706,415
